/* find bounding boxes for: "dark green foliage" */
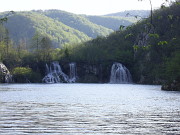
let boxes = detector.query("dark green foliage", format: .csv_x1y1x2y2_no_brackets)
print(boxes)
165,51,180,82
0,11,14,24
12,67,42,83
0,17,7,24
65,2,180,85
132,2,180,84
0,72,4,82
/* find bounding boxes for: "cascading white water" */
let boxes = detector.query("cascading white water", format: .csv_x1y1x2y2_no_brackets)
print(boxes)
69,62,77,83
110,62,132,84
42,61,77,83
45,64,50,74
42,61,69,83
0,62,12,83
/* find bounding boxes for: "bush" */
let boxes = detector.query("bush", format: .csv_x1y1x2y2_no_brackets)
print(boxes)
165,51,180,82
12,67,42,83
0,72,4,83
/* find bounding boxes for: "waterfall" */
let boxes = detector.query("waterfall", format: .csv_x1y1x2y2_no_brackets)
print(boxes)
110,62,132,84
42,61,77,83
69,62,77,83
42,61,69,83
45,64,50,74
0,62,12,83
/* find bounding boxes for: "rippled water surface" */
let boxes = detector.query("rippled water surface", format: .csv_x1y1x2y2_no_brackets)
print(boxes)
0,84,180,135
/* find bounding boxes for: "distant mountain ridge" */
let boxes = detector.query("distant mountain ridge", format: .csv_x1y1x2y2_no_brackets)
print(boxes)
84,15,136,31
0,9,148,48
105,10,150,18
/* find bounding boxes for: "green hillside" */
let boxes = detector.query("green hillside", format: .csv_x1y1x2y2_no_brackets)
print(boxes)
65,2,180,89
0,9,139,48
3,11,90,48
41,10,114,38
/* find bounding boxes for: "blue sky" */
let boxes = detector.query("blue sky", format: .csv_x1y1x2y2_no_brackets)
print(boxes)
0,0,171,15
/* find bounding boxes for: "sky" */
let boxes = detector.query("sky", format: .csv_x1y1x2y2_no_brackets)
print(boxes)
0,0,170,15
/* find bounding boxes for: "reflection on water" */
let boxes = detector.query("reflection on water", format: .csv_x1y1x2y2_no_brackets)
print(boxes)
0,84,180,134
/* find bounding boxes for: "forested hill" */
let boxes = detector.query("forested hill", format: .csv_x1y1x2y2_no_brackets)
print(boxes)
66,2,180,89
2,12,90,48
0,10,138,48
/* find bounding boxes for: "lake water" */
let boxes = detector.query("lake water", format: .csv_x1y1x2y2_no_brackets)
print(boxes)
0,84,180,134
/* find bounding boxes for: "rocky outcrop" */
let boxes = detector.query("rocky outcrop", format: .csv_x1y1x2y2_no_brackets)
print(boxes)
0,62,12,83
161,80,180,91
76,63,110,83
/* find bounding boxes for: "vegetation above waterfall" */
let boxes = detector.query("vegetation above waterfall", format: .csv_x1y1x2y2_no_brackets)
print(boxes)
63,1,180,88
0,1,179,90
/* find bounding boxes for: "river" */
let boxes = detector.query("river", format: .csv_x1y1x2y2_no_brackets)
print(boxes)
0,84,180,134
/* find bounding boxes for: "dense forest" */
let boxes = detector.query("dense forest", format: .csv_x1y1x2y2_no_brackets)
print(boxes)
0,1,179,90
0,10,137,48
68,1,179,90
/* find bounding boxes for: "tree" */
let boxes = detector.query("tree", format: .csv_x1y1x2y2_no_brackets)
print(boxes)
0,11,14,24
138,0,153,24
31,31,42,51
0,24,13,61
138,0,176,25
0,11,15,61
39,36,52,62
4,29,10,56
